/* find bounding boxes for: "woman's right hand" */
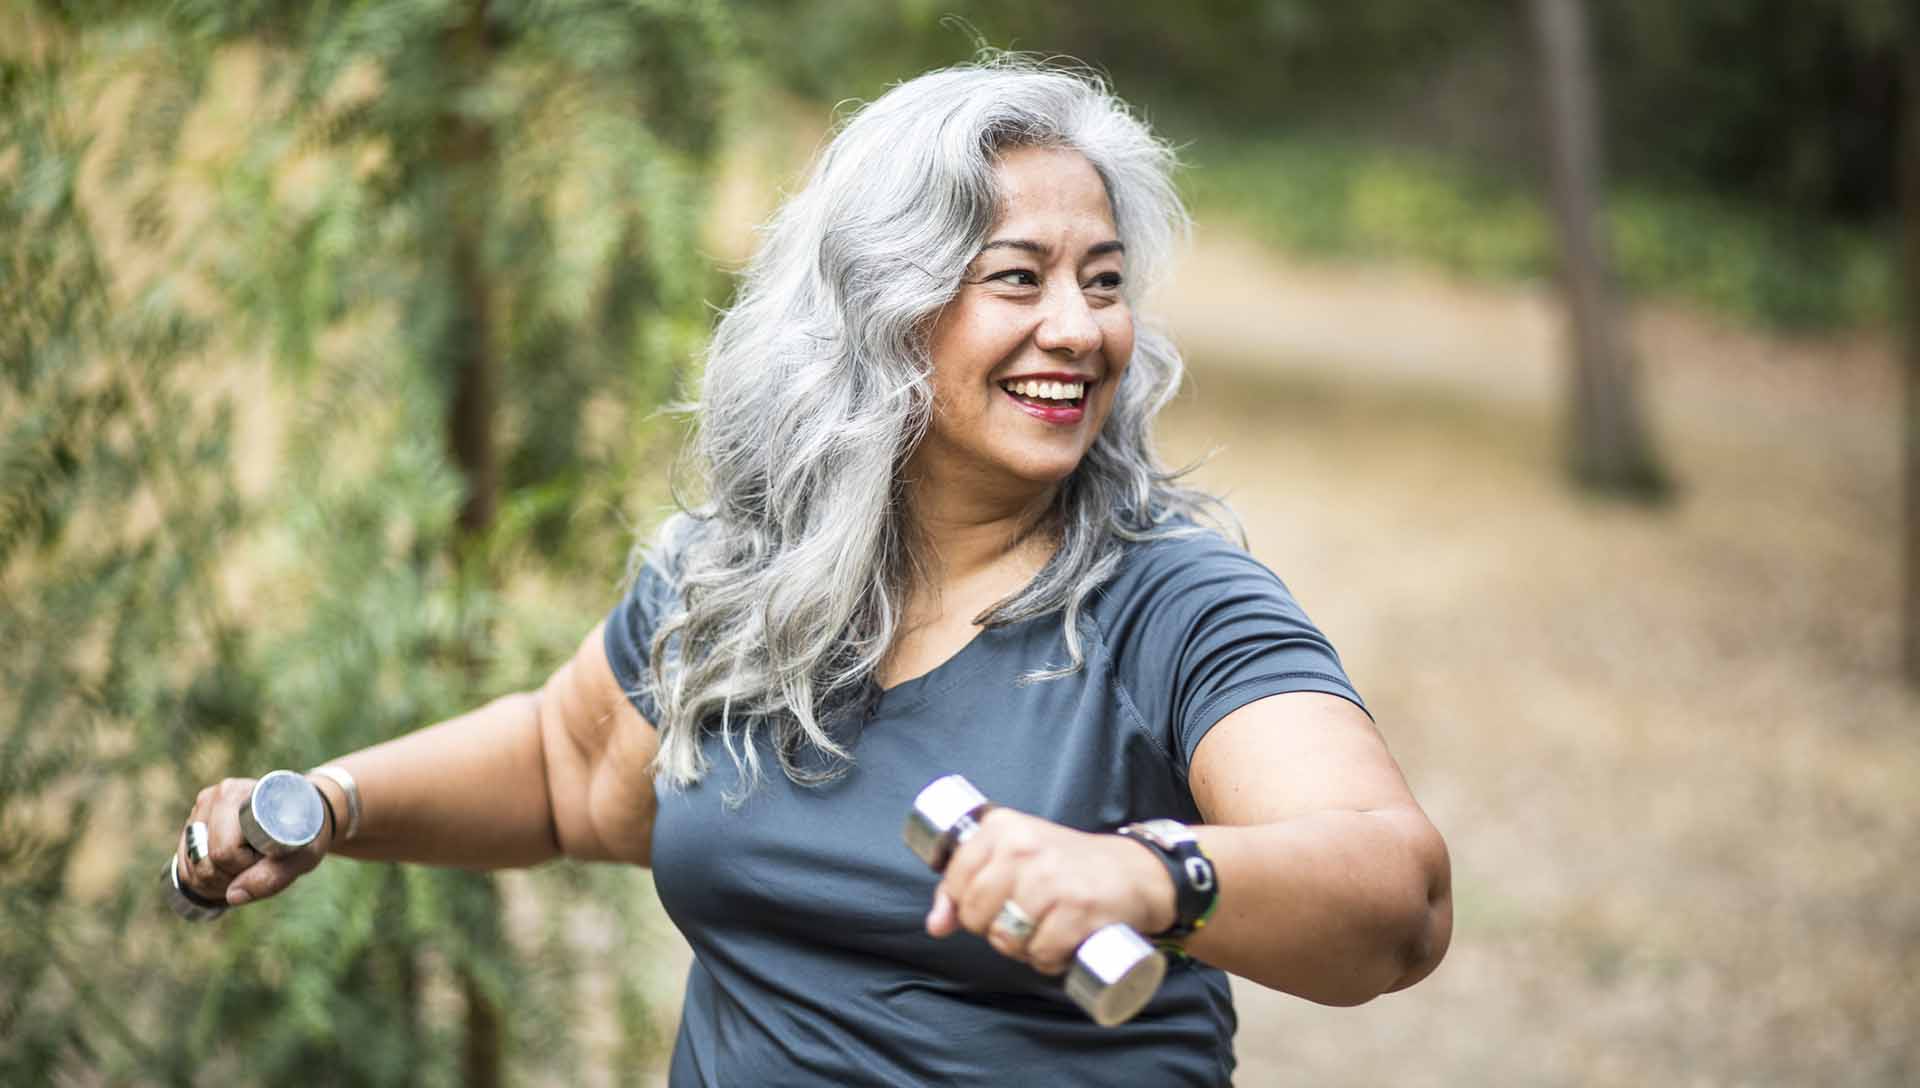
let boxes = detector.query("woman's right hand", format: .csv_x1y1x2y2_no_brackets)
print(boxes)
174,776,331,909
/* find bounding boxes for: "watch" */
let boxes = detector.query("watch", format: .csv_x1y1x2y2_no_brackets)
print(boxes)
1116,818,1219,942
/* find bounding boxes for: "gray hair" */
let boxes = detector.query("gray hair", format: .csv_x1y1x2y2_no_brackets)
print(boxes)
643,56,1223,794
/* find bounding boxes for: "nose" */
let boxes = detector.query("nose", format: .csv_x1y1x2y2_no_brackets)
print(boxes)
1033,285,1101,359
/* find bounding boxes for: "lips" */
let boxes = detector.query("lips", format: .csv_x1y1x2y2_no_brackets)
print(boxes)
998,373,1092,424
1000,377,1087,403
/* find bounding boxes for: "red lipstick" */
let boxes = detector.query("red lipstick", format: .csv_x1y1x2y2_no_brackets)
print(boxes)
998,371,1094,426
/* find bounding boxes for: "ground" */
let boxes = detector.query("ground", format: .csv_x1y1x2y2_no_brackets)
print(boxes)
610,227,1916,1086
1158,234,1914,1085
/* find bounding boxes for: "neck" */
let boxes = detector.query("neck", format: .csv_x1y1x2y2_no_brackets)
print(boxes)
904,474,1058,587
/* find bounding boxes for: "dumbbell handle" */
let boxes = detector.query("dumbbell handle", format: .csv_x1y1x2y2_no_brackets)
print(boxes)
162,770,327,922
904,774,1167,1027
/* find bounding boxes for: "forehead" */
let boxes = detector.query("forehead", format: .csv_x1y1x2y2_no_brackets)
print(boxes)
988,146,1119,239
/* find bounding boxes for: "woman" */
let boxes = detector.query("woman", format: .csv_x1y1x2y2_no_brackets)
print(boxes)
173,59,1451,1084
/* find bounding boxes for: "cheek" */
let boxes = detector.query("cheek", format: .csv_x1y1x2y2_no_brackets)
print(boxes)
1102,298,1134,349
927,312,1012,393
1103,315,1136,384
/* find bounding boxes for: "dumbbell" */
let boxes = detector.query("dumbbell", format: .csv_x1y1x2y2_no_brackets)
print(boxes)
162,770,328,921
904,774,1167,1027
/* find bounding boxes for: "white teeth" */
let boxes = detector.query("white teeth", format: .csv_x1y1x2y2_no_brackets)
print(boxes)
1004,379,1086,401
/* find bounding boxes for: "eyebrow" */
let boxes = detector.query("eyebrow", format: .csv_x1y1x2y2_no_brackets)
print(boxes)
978,238,1125,259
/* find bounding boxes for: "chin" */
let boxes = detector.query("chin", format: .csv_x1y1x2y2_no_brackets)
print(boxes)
1003,452,1090,488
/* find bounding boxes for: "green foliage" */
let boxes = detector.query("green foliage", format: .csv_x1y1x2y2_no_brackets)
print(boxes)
730,0,1503,123
737,0,1901,222
1597,0,1904,223
3,1,728,1081
731,1,1899,330
1184,132,1894,332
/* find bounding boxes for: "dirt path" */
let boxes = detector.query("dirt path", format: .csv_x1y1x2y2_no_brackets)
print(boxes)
1160,230,1898,490
620,229,1914,1085
1157,230,1914,1085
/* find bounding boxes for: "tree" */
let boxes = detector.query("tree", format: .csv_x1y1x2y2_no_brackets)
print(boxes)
1902,22,1920,688
1528,0,1671,498
1,3,731,1082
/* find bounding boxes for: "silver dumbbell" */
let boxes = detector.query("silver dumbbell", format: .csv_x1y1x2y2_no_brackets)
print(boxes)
904,774,1168,1027
163,770,328,921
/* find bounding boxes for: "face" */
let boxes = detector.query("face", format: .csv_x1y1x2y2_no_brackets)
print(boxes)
910,145,1134,501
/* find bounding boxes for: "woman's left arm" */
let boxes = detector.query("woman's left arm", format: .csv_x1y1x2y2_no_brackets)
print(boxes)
1178,690,1451,1005
927,690,1450,1006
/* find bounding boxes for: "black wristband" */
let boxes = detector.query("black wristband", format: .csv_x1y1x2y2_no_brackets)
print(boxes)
170,858,226,910
1116,820,1219,942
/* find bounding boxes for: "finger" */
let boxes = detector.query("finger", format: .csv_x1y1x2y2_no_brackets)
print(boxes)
926,889,958,937
1022,900,1085,977
173,824,209,899
1004,864,1090,975
180,786,229,899
952,851,1019,937
944,809,1038,934
226,849,320,906
206,778,259,879
984,898,1044,966
938,813,997,907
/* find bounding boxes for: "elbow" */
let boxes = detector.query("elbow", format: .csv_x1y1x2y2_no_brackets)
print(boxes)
1380,818,1453,998
1304,910,1448,1008
1320,903,1453,1010
1324,820,1455,1006
1382,879,1451,997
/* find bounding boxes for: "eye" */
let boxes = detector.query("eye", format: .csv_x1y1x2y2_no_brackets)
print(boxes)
985,268,1040,288
1086,271,1125,291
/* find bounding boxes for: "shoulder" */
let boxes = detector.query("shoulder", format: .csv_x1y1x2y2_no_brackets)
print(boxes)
1092,521,1285,621
1085,520,1366,771
613,517,704,625
602,537,694,719
1086,517,1353,682
608,556,682,640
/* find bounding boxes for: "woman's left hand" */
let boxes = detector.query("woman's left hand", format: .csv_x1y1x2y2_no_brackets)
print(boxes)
925,807,1175,975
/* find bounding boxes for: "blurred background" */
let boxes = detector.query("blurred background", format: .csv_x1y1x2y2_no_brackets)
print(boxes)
3,1,1915,1084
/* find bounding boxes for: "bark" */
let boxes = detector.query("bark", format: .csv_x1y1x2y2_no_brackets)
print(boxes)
1529,0,1670,498
1902,32,1920,687
441,0,499,541
438,3,506,1084
447,214,498,538
461,936,504,1088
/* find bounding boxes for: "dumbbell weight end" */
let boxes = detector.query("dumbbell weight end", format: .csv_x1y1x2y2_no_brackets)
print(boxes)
162,770,328,921
904,774,1167,1027
162,855,228,922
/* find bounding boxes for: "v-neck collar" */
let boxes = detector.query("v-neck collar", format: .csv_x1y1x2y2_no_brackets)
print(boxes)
867,616,1036,716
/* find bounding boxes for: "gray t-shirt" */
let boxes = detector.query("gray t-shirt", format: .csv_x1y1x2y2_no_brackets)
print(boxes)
604,527,1365,1086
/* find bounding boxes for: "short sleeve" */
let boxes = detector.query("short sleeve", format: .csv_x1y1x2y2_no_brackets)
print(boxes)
602,560,679,723
1100,532,1367,773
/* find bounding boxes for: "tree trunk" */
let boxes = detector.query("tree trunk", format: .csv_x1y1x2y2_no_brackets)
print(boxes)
441,31,499,541
447,213,498,538
1529,0,1670,498
1902,31,1920,688
437,3,506,1085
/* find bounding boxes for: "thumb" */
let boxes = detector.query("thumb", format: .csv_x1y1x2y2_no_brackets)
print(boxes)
925,888,958,938
226,850,321,906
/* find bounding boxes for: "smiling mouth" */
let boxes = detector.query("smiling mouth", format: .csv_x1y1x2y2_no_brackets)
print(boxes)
998,378,1088,409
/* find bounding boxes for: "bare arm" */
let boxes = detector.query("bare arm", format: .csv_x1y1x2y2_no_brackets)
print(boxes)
182,623,661,907
1179,692,1452,1005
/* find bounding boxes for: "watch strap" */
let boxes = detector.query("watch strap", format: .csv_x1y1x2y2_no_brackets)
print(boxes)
1116,819,1219,942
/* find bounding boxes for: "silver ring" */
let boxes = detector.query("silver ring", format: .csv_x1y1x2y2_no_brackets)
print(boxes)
992,900,1036,944
185,821,211,865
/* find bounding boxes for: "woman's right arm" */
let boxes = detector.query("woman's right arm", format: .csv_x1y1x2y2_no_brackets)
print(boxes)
178,622,661,908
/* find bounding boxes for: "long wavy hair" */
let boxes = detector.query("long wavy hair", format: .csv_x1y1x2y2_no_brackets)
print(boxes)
642,56,1223,793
